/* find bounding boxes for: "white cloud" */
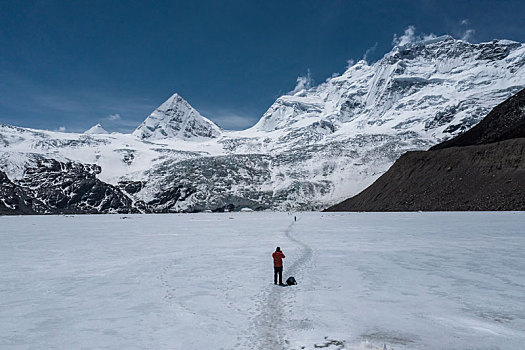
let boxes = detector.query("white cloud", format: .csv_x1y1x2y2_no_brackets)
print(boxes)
461,29,475,41
459,19,475,42
362,42,378,62
392,26,437,47
107,113,121,121
57,126,66,132
392,25,416,46
290,69,313,95
345,59,355,69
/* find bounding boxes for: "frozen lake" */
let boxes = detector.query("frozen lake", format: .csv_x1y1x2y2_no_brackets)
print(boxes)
1,212,524,349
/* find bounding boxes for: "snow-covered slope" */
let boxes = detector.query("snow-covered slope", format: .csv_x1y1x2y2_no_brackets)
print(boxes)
1,37,525,212
2,213,525,348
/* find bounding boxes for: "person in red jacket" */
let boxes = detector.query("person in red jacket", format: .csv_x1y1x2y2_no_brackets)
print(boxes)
272,247,286,285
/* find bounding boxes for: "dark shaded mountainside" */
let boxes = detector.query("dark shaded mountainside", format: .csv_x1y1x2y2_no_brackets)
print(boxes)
0,160,137,215
0,159,239,215
326,88,525,211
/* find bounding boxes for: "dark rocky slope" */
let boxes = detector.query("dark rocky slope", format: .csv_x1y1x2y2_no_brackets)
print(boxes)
326,88,525,212
0,171,44,215
1,159,137,215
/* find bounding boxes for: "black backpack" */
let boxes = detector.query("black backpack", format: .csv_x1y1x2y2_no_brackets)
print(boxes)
286,276,297,285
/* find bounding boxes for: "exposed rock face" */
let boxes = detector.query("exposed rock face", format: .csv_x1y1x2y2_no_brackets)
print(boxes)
325,89,525,212
1,160,137,215
0,171,44,215
118,180,146,195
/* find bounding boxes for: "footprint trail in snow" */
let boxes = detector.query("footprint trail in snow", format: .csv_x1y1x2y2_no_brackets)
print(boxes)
246,219,314,349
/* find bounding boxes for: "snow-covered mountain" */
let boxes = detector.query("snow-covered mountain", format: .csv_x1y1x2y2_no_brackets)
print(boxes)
84,123,109,134
132,93,221,140
1,36,525,212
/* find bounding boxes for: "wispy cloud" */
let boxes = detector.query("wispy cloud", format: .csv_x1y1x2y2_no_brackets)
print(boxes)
461,29,475,41
34,94,83,113
392,26,436,47
362,42,378,62
459,19,476,42
289,69,313,95
56,126,66,132
393,25,416,46
199,107,258,130
107,113,121,121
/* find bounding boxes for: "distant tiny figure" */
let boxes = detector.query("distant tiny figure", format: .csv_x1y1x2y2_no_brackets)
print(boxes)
294,216,296,222
272,246,286,285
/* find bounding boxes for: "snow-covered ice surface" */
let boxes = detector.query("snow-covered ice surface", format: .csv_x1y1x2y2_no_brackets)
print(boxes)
1,212,524,349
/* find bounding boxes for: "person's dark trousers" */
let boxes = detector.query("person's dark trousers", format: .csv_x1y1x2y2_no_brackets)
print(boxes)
274,266,283,284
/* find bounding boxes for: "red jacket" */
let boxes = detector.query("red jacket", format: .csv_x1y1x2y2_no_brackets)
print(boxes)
272,251,285,267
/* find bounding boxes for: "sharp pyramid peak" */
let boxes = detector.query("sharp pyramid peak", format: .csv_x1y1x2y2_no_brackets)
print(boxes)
164,92,182,103
160,92,190,106
132,92,221,141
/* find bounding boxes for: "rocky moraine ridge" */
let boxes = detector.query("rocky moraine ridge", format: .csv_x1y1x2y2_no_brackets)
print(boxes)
1,36,525,214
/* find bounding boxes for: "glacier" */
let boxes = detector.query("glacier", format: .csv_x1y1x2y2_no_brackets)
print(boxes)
1,36,525,212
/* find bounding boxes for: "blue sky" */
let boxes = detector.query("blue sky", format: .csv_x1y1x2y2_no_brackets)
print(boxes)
1,0,524,132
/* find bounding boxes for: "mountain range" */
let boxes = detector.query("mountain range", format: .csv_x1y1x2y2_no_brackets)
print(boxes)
1,36,525,214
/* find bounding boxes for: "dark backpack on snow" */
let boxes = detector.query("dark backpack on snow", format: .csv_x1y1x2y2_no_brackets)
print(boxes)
286,276,297,285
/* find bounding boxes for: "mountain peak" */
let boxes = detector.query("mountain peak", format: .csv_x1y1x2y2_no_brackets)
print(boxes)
84,123,109,134
163,92,181,104
132,93,221,141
